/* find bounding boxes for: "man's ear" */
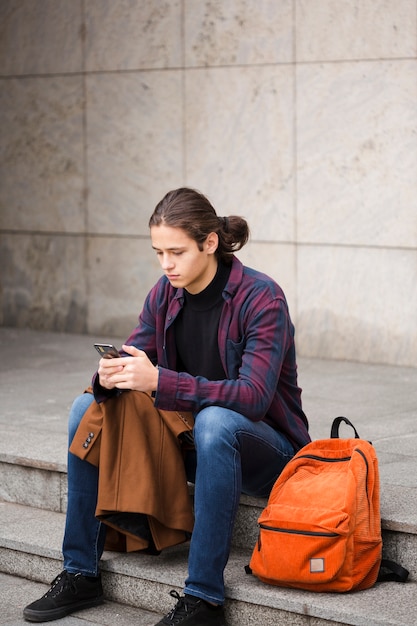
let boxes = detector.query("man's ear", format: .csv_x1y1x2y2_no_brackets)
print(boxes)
205,232,219,254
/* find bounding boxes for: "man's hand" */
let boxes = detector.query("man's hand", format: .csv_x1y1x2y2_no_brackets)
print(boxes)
98,344,159,393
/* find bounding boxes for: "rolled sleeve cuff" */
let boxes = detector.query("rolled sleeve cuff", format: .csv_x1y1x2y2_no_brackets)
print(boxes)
92,372,120,403
154,366,179,410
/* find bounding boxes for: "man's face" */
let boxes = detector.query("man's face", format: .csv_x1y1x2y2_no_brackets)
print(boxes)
151,224,218,294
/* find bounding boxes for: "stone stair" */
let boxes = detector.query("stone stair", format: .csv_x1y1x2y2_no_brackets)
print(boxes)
1,327,417,625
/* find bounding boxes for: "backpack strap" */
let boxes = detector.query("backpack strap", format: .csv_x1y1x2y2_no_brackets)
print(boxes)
378,559,409,583
331,416,360,439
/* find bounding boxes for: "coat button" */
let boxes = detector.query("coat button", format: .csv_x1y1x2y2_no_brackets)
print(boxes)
83,442,88,448
89,432,94,438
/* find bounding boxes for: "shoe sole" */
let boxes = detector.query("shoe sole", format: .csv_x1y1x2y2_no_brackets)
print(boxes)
23,596,104,622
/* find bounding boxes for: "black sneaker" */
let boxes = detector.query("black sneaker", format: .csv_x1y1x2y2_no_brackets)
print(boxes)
23,570,104,622
155,590,227,625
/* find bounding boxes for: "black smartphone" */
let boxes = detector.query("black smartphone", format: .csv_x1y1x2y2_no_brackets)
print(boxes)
94,343,121,358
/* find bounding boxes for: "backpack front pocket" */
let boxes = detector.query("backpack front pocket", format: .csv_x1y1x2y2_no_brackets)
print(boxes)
252,504,350,586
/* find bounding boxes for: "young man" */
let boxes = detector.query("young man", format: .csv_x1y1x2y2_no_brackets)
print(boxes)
24,188,310,625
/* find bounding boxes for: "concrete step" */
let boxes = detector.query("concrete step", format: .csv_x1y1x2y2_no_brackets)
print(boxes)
0,571,163,626
0,449,264,550
2,328,417,624
1,450,416,579
1,501,417,626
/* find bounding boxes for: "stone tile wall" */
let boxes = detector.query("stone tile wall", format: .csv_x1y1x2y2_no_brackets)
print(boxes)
0,0,416,366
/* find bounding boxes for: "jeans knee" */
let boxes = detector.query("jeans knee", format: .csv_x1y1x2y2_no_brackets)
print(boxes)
68,393,94,442
193,406,236,452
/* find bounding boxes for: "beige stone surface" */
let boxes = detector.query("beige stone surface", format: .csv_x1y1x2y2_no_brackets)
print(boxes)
297,60,417,248
0,0,83,75
0,233,88,332
296,0,417,62
185,65,295,242
184,0,293,66
84,0,182,71
86,71,183,235
0,76,85,232
236,242,297,315
86,235,162,336
297,245,417,367
0,463,64,513
0,1,416,368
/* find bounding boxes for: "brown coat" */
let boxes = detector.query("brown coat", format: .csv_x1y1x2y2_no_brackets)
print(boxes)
69,390,194,552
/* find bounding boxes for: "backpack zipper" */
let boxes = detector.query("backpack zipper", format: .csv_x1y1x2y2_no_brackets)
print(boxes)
257,525,339,550
296,451,370,499
297,454,351,462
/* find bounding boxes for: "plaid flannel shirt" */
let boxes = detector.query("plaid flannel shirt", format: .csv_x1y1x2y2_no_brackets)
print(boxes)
94,256,310,451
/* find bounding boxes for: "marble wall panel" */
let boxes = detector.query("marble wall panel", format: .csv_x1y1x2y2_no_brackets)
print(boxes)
185,66,295,242
184,0,293,66
0,0,83,75
296,245,417,367
0,76,85,232
297,60,417,248
87,235,162,337
86,71,183,236
236,241,297,317
84,0,182,71
296,0,417,62
0,0,415,369
0,233,88,333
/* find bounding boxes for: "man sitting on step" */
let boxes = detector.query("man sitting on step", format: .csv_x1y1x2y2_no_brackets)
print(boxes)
23,187,310,626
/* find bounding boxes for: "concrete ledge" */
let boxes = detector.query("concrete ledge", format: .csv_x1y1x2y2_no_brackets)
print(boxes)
1,502,416,626
1,327,417,624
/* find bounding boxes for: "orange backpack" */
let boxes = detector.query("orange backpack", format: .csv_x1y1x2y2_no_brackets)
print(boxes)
247,417,408,592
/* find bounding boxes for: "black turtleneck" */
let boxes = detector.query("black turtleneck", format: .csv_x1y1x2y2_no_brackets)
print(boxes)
174,261,231,379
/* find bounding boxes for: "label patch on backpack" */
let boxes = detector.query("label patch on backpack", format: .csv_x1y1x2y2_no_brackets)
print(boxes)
310,558,325,573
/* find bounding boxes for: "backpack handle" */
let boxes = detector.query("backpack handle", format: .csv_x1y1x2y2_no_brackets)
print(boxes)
331,416,360,439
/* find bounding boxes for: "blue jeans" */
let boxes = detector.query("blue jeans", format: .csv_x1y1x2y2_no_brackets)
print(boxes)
63,395,295,603
63,393,105,577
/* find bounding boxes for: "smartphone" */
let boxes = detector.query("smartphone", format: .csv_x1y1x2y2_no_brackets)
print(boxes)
94,343,121,358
